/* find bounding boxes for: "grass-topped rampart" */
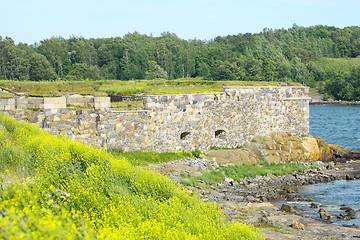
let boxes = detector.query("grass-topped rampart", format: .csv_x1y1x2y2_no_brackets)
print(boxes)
0,78,299,97
0,114,263,239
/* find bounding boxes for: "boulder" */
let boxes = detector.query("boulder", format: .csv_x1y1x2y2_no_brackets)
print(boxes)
301,137,321,161
206,132,352,166
318,208,331,220
270,132,288,145
280,204,297,214
205,148,261,165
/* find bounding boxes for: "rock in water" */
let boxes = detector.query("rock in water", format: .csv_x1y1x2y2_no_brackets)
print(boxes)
310,203,319,208
318,208,331,220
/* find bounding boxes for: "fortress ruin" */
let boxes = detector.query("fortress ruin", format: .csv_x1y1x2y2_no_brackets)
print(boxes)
1,86,310,152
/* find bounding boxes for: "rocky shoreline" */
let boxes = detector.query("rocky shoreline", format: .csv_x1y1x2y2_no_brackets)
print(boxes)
151,158,360,239
310,100,360,105
196,161,360,204
187,160,360,239
148,133,360,239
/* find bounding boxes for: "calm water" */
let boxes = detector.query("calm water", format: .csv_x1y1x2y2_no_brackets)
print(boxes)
294,179,360,227
310,105,360,150
289,105,360,227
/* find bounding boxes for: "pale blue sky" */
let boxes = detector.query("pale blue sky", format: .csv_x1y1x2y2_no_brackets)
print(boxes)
1,0,359,44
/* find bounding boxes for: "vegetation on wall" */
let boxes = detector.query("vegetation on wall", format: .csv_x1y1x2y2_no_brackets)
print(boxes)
2,25,360,100
0,79,297,97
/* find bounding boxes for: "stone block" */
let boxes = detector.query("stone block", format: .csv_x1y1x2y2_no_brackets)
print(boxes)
60,111,73,121
16,97,28,109
7,99,15,105
4,103,15,111
44,97,66,109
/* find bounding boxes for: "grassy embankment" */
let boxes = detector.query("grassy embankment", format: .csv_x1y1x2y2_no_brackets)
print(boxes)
0,78,299,97
109,149,201,166
0,114,264,239
0,92,13,99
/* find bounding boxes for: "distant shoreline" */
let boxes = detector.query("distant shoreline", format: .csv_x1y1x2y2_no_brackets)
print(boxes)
310,101,360,106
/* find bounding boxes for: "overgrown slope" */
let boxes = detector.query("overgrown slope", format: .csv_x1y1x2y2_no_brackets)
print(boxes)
0,114,263,239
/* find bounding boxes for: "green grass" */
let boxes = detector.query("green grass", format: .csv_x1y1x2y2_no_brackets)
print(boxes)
0,80,106,94
0,79,300,97
209,145,244,150
314,56,360,74
98,79,298,96
181,162,318,186
24,90,63,97
111,100,145,110
0,92,13,98
109,149,200,166
76,91,109,97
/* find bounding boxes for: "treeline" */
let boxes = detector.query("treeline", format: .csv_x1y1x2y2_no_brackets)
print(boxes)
1,25,360,100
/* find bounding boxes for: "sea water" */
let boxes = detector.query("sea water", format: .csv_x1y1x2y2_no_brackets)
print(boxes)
293,179,360,227
289,105,360,227
310,105,360,150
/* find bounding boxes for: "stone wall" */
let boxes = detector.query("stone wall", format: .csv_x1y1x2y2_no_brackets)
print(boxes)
1,87,310,152
0,98,16,110
66,95,110,110
27,97,67,111
0,95,110,112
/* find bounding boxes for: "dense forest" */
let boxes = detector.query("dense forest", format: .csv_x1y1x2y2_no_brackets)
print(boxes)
1,24,360,100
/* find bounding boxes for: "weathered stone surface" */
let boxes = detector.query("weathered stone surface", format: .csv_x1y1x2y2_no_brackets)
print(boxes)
302,137,321,161
205,148,261,165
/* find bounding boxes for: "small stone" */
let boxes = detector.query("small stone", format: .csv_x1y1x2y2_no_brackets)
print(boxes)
305,197,314,202
259,210,268,218
346,175,354,180
340,206,352,212
310,203,319,208
287,188,295,193
224,177,234,183
291,221,306,230
246,196,255,202
347,210,356,217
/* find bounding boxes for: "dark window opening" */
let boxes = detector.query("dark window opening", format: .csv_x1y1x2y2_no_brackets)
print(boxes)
215,130,226,139
180,132,191,140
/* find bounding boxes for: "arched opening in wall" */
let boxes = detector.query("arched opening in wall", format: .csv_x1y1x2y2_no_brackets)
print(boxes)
215,130,226,139
180,132,191,140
